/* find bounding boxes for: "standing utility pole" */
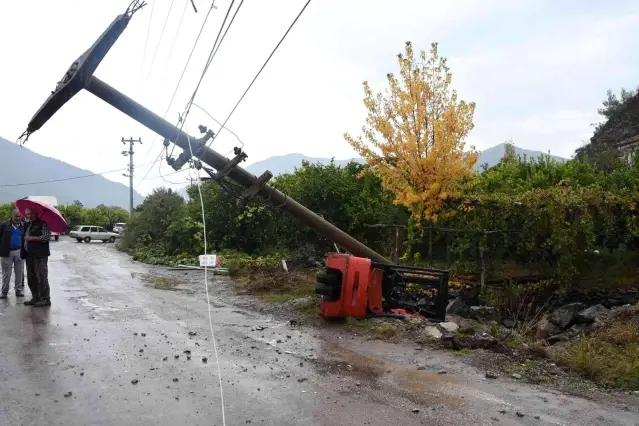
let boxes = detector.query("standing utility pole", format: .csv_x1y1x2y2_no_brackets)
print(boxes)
121,137,142,219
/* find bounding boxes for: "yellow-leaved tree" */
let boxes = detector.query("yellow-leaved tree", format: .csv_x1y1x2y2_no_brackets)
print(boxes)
345,41,478,223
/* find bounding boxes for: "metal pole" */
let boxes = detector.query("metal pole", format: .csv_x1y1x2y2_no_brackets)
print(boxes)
122,136,142,219
129,139,133,219
86,76,390,264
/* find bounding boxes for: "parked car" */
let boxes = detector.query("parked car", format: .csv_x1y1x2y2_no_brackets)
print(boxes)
69,225,119,243
113,222,127,234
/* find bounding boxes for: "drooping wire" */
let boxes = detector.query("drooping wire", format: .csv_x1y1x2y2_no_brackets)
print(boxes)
138,0,220,186
140,0,155,78
184,120,226,426
141,0,219,162
0,161,156,188
136,149,165,187
146,0,177,79
165,0,190,66
191,102,244,150
207,0,312,149
168,0,239,159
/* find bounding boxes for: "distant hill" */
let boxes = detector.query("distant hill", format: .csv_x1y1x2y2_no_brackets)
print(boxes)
474,143,566,171
246,153,361,177
245,144,567,177
0,136,143,208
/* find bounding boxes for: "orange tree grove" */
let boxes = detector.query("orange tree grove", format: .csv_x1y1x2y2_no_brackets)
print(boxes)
345,41,478,223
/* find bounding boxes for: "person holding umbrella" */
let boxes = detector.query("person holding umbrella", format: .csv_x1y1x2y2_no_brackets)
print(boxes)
23,207,52,307
14,198,67,307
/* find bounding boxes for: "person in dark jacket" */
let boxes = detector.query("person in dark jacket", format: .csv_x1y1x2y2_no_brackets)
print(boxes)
24,208,51,307
0,209,25,298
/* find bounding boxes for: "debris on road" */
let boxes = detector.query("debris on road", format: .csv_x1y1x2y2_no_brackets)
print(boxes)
131,379,139,385
64,391,72,398
486,371,499,379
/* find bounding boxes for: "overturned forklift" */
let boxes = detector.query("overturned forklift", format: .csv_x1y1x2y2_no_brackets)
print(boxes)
21,2,449,322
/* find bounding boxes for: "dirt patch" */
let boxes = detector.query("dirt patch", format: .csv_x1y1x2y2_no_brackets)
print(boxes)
143,275,182,291
233,269,317,300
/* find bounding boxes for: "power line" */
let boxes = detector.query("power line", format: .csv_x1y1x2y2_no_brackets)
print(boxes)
146,0,177,78
0,161,156,188
191,102,244,150
168,0,238,158
207,0,312,148
136,148,165,187
142,1,218,160
140,0,155,78
141,0,219,165
165,0,190,66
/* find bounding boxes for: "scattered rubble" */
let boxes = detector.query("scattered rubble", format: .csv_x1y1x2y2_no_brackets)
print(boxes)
468,306,499,321
576,304,608,323
502,319,515,329
437,322,459,333
550,302,586,329
424,326,443,340
442,332,498,350
535,318,562,339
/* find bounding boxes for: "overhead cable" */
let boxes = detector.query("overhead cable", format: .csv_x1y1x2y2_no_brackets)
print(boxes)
141,0,219,163
146,0,177,78
207,0,312,148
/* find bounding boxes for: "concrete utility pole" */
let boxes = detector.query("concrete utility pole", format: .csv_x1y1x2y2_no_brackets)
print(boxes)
121,137,142,219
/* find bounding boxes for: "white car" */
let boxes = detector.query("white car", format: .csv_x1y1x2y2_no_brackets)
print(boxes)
113,222,127,234
69,225,119,243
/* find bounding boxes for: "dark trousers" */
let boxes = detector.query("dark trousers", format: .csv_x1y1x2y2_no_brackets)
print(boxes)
26,257,49,300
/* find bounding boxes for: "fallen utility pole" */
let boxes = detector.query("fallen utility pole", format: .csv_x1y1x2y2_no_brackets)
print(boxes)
24,10,389,265
23,7,451,322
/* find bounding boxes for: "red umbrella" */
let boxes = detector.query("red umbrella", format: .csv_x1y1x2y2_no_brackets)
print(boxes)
15,199,68,234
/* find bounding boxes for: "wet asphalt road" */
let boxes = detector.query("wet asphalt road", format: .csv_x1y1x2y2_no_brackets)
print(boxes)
0,239,637,426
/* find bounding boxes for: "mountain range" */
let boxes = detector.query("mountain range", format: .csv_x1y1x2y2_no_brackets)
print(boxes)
0,135,565,207
0,136,142,208
245,143,566,177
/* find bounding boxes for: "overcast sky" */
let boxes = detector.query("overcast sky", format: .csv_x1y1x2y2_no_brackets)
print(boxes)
0,0,637,195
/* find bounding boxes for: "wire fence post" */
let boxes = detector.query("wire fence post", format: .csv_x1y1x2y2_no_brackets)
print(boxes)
428,223,433,267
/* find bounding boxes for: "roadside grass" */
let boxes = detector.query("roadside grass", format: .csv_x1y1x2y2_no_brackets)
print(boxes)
556,321,639,389
461,304,639,390
232,267,318,303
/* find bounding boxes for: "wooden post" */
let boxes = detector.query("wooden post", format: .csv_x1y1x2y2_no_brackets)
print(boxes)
394,226,400,264
428,224,433,266
479,231,487,292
